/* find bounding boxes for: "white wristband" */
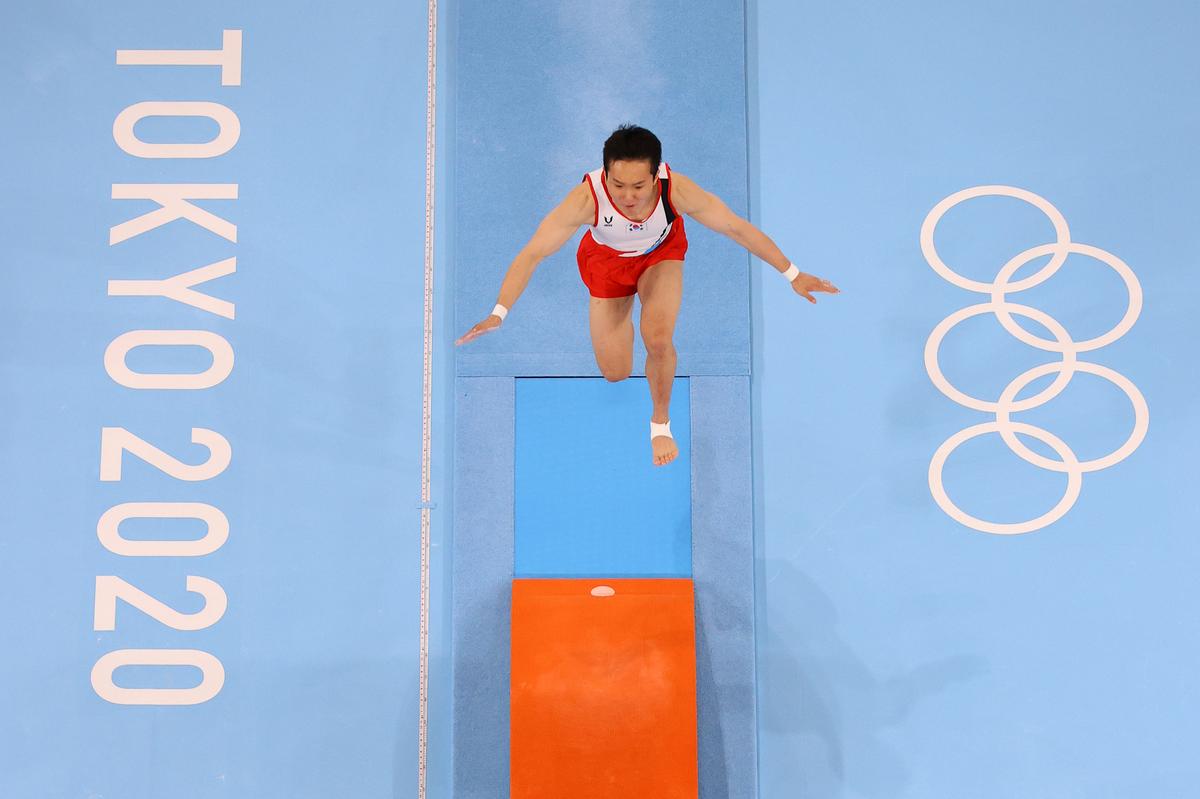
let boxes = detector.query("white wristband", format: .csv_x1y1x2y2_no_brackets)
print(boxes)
783,263,801,281
491,303,508,321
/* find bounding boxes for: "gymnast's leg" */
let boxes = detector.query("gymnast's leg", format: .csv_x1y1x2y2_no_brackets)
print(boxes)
636,259,683,466
588,294,636,382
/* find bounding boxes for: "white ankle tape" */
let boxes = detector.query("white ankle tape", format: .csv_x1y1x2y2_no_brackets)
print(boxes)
650,420,672,440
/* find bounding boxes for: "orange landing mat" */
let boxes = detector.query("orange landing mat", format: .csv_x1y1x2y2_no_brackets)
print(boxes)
510,578,698,798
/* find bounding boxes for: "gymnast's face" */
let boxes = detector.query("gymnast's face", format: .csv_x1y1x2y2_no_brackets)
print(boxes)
605,159,657,215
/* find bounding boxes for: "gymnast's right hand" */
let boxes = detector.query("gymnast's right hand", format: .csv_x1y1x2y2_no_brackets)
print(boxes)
455,314,503,346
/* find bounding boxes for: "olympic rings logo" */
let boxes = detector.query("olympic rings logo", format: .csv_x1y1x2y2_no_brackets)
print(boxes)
921,186,1149,534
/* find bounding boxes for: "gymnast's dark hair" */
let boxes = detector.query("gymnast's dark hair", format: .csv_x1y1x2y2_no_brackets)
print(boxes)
603,124,661,176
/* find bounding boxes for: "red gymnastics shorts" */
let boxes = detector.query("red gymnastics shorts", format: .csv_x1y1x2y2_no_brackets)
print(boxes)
576,217,688,299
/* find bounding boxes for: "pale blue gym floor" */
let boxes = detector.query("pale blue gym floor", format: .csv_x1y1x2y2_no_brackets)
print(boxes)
3,1,1198,797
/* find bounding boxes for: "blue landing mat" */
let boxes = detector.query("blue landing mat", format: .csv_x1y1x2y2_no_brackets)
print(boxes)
514,377,691,577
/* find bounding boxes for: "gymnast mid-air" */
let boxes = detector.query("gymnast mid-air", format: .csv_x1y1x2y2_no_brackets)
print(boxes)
456,124,839,466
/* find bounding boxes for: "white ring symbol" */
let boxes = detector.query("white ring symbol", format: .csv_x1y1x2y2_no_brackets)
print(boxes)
922,185,1149,534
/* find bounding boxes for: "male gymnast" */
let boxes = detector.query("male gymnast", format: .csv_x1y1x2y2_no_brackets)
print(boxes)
456,124,839,466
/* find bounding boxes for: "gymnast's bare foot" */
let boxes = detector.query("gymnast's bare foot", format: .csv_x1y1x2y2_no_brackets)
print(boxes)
651,418,678,466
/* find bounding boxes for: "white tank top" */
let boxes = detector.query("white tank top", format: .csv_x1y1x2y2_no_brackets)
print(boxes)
582,161,678,258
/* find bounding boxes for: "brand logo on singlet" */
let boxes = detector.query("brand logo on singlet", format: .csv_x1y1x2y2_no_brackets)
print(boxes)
603,215,613,226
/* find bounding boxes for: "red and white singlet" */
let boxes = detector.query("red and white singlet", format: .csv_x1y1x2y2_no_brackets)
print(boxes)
581,161,679,257
575,161,688,298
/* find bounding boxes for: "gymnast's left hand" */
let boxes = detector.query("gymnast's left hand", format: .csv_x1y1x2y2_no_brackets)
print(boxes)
791,272,839,304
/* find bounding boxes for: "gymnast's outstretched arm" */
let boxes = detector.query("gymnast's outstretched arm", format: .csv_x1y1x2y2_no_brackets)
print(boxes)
456,182,594,346
668,171,839,304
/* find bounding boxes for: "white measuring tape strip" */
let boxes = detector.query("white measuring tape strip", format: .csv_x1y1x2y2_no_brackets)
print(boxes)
418,0,437,794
